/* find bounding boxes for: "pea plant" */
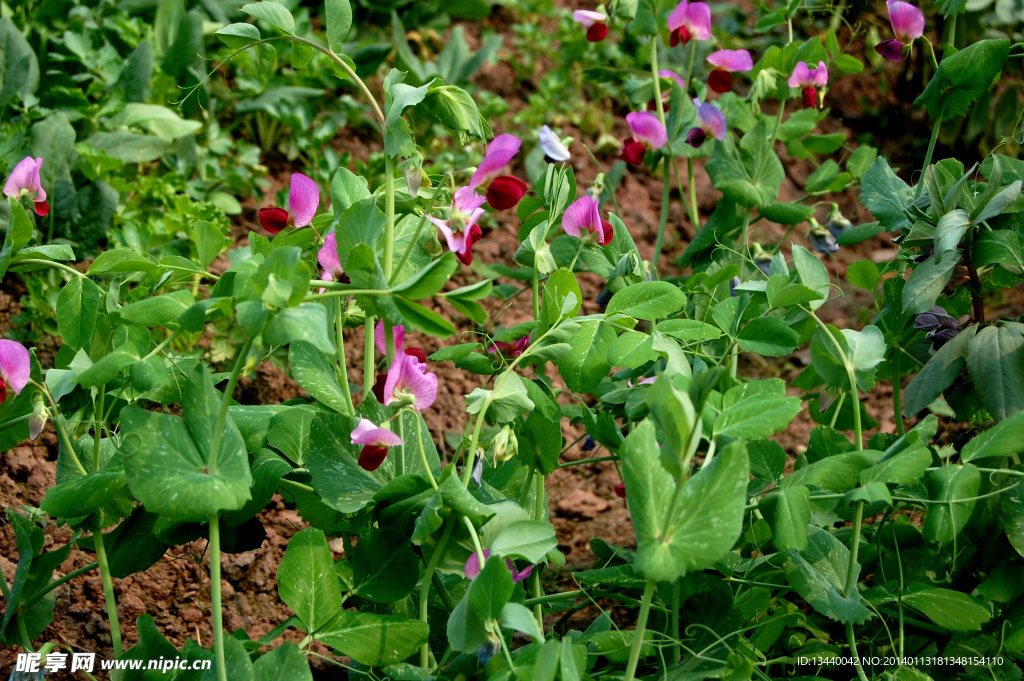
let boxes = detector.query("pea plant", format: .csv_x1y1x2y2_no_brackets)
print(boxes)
2,0,1024,679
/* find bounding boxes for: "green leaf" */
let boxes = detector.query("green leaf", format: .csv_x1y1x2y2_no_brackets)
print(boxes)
56,277,101,351
317,611,428,666
394,297,456,338
422,83,491,144
622,421,748,582
556,319,615,393
962,410,1024,462
0,197,34,279
903,325,975,416
915,39,1009,121
253,642,313,681
538,268,582,335
933,208,971,254
469,557,514,620
847,145,878,180
922,463,980,545
325,0,353,52
215,22,261,48
860,157,914,233
606,281,686,321
489,520,557,563
846,260,880,290
736,317,799,356
500,602,544,643
465,373,535,423
714,395,801,439
192,220,226,270
0,18,39,109
903,584,990,631
966,325,1024,421
760,486,810,551
860,440,931,486
265,304,337,355
706,119,785,206
350,529,419,603
792,245,830,310
810,325,886,392
115,290,195,327
289,342,351,415
40,470,126,520
120,366,252,522
391,252,457,300
782,528,872,624
241,1,295,32
277,528,342,634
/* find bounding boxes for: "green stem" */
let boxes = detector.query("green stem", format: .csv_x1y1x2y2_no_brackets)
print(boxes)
524,590,584,607
686,157,700,231
0,413,31,431
92,527,123,656
392,178,449,283
279,477,316,495
13,259,85,278
623,581,655,681
420,520,453,667
652,157,672,273
36,562,100,599
462,515,487,568
395,410,406,477
558,455,618,469
461,408,488,487
209,516,228,681
18,613,33,652
893,352,905,436
93,386,105,470
384,156,396,280
916,113,942,198
845,503,869,681
290,36,386,127
499,632,516,669
650,37,666,127
413,409,438,490
671,582,681,663
363,317,376,400
208,337,254,475
531,268,540,319
335,298,355,416
532,473,546,630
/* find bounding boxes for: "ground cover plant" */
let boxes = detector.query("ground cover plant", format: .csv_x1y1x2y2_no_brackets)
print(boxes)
1,0,1023,679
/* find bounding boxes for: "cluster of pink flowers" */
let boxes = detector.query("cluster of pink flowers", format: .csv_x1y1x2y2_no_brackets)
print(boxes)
350,323,437,471
4,157,48,216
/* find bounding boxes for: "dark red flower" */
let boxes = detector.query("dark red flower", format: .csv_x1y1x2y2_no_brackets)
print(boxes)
358,444,389,471
620,139,647,165
708,69,733,93
669,25,692,47
614,483,626,498
486,175,528,211
258,206,290,234
586,22,609,42
404,347,428,363
598,219,614,246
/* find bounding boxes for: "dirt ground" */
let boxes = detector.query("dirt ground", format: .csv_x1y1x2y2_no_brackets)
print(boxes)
0,1,958,677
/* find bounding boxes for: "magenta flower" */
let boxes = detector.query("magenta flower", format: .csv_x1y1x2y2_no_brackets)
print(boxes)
686,99,727,148
4,157,48,217
487,335,531,359
562,195,614,246
875,1,925,62
469,134,527,211
0,340,30,406
667,0,712,47
383,352,438,410
464,550,535,583
573,9,609,42
620,111,667,165
259,173,319,234
539,125,571,162
428,186,487,265
706,49,753,93
654,70,687,109
788,61,828,109
317,232,348,286
351,418,403,472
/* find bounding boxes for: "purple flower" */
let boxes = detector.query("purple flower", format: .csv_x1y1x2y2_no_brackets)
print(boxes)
539,125,571,162
788,61,828,109
464,549,535,583
383,352,438,410
621,111,667,164
582,436,597,451
706,49,753,93
469,134,526,210
488,335,531,359
914,305,961,349
562,195,614,246
809,225,839,254
573,9,609,42
0,340,30,407
686,99,727,149
259,173,319,234
351,418,403,471
4,157,48,217
876,1,925,62
427,186,487,265
667,0,712,46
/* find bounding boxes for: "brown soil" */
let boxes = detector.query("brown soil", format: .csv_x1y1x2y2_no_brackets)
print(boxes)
0,1,931,677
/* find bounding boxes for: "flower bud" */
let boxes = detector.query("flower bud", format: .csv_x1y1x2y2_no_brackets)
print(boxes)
403,153,423,198
29,393,48,440
492,425,518,465
825,204,854,239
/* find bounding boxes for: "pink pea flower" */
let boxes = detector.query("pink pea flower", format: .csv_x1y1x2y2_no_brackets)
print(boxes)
667,0,712,47
539,125,571,162
0,340,30,406
706,49,753,93
875,1,925,62
620,111,667,165
562,195,614,246
788,61,828,109
652,70,687,110
317,232,349,286
469,134,527,211
4,157,48,217
374,321,427,363
464,550,535,583
259,173,319,234
573,9,609,42
351,418,403,472
383,351,438,410
686,99,727,148
428,186,487,265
